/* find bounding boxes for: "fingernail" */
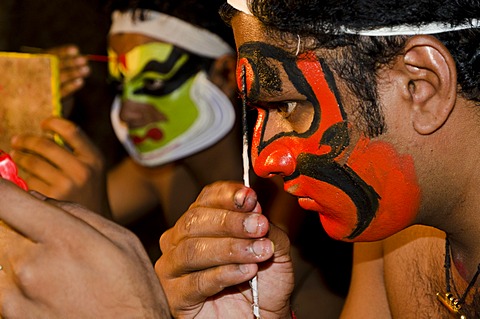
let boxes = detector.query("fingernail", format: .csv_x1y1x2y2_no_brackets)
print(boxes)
67,46,79,55
239,264,250,274
234,187,248,208
251,239,272,257
244,214,259,233
80,66,90,74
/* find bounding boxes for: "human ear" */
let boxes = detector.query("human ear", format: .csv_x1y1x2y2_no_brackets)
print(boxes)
208,54,238,100
402,35,457,135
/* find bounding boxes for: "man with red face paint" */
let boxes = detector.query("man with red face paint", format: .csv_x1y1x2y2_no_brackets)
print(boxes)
0,0,478,318
156,0,480,318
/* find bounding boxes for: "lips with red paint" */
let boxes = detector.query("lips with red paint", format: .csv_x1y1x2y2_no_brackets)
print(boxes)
131,127,164,145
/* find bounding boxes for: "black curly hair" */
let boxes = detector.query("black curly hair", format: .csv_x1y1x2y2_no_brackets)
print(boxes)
221,0,480,137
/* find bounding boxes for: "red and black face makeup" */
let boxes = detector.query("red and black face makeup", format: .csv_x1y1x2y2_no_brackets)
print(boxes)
237,42,420,241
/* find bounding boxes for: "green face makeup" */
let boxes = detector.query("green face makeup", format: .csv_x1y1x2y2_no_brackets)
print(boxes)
108,42,199,153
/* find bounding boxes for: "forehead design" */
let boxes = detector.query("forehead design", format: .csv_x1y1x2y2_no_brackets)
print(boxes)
239,41,381,239
108,42,188,82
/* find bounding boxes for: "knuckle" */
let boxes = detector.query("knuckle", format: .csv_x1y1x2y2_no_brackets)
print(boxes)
74,166,93,185
181,208,202,234
181,239,204,264
36,137,55,150
60,121,80,139
15,263,37,291
16,153,40,171
159,230,171,253
53,177,74,195
1,297,20,319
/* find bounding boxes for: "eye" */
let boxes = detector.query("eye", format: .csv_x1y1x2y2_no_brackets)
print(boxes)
143,78,164,91
276,101,298,118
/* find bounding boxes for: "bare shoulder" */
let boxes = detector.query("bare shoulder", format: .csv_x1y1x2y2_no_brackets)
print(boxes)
382,225,447,318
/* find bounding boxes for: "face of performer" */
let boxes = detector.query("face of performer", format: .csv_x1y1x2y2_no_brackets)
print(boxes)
108,33,200,153
232,13,421,242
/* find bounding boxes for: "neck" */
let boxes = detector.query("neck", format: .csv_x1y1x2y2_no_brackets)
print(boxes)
447,232,480,284
421,99,480,283
442,153,480,283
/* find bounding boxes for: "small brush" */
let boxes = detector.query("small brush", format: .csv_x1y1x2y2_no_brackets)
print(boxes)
241,65,260,319
20,46,114,62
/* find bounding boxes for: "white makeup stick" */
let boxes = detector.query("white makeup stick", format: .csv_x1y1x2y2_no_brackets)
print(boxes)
241,65,260,319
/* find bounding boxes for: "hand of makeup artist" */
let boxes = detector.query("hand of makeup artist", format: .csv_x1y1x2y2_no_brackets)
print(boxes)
46,44,90,99
10,116,111,217
0,179,170,318
156,181,294,319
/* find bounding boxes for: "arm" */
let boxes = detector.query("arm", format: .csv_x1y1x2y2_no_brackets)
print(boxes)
156,181,294,319
109,157,224,226
0,179,169,318
340,241,391,318
10,117,111,216
107,158,165,225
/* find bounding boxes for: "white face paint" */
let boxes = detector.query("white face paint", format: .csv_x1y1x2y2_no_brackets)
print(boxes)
111,71,235,167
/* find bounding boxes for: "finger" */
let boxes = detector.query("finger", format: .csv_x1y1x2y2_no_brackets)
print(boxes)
162,236,274,276
11,133,72,164
41,118,103,163
267,223,291,261
58,63,90,83
45,44,79,57
0,179,82,242
156,260,257,310
0,221,36,271
58,55,89,71
10,134,85,182
60,78,85,98
10,149,64,184
193,182,261,212
0,271,35,318
44,199,136,244
160,208,270,252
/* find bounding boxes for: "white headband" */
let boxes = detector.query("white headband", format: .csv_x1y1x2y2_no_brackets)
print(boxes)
109,10,233,58
341,19,480,36
227,0,479,36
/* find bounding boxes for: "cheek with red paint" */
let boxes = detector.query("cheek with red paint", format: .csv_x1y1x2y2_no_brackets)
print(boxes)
279,137,420,242
288,175,358,241
344,138,421,241
254,118,420,241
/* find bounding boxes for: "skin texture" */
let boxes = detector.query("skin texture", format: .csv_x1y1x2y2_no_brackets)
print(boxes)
0,179,170,318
